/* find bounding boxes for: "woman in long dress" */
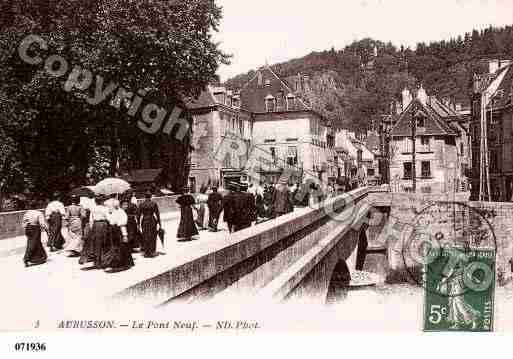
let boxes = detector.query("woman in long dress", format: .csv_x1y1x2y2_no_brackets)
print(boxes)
138,190,161,258
103,199,134,272
79,197,95,265
176,189,198,241
87,195,111,269
22,210,48,267
194,191,209,230
45,200,66,251
123,197,140,251
64,195,87,257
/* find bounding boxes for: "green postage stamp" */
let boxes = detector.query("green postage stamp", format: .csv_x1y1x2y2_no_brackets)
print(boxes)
423,246,496,332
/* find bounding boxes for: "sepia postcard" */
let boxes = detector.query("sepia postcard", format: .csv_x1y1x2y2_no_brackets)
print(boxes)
2,1,513,349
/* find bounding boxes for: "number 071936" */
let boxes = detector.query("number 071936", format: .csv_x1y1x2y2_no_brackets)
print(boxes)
14,343,47,351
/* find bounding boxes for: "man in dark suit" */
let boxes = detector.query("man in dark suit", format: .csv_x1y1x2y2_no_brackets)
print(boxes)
207,187,223,232
231,184,256,233
223,184,237,233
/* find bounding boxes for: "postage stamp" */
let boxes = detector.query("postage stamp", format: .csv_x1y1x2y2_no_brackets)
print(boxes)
423,246,496,332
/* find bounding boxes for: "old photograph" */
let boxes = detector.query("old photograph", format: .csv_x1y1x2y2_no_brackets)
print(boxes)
1,0,513,343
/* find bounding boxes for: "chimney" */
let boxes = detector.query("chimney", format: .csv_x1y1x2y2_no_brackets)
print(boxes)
402,88,412,111
489,59,499,74
417,84,428,105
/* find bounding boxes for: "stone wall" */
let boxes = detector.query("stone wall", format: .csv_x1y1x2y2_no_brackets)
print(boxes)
0,195,180,240
367,191,513,285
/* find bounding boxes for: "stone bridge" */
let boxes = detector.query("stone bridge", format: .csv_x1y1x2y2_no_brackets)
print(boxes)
2,187,512,318
114,187,390,307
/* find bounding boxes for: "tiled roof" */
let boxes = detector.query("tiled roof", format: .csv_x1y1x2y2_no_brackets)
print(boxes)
240,66,310,113
391,97,458,137
490,65,513,109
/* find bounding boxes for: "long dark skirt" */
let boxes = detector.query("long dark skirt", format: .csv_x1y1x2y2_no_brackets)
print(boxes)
141,217,158,256
48,212,64,249
23,225,47,264
79,226,94,265
90,220,109,268
103,226,134,270
127,216,140,249
177,206,198,239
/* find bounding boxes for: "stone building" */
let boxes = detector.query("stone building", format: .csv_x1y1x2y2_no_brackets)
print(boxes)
470,60,513,201
187,86,253,192
187,65,341,190
244,66,337,184
389,86,470,193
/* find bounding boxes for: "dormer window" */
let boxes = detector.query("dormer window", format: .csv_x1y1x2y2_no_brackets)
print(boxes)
416,117,425,129
265,94,275,112
265,79,271,87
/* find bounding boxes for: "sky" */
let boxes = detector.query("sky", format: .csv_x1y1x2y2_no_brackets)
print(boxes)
214,0,513,81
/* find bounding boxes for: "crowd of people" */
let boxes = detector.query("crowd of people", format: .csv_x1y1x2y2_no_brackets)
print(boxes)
22,190,162,271
21,176,359,269
174,176,344,240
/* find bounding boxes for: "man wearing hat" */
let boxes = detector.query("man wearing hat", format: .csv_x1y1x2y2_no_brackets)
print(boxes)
207,186,223,232
222,182,237,233
231,183,256,232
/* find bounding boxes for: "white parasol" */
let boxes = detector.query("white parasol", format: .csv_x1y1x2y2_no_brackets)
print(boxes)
45,200,66,218
94,178,131,196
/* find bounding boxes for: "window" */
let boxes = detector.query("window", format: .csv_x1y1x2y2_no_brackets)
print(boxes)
286,146,298,166
416,116,425,128
277,91,285,110
238,119,243,136
367,168,375,177
403,162,412,179
421,161,431,178
490,151,498,173
287,94,296,110
270,147,277,164
404,138,412,153
460,143,464,156
265,96,275,112
420,136,430,152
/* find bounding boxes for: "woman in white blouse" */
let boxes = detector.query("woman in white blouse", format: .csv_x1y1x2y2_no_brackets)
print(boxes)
103,199,134,272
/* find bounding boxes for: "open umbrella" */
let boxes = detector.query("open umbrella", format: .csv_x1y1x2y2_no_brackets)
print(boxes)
94,178,131,196
70,186,95,198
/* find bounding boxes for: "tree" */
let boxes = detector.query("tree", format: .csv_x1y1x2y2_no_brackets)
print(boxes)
0,0,230,197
